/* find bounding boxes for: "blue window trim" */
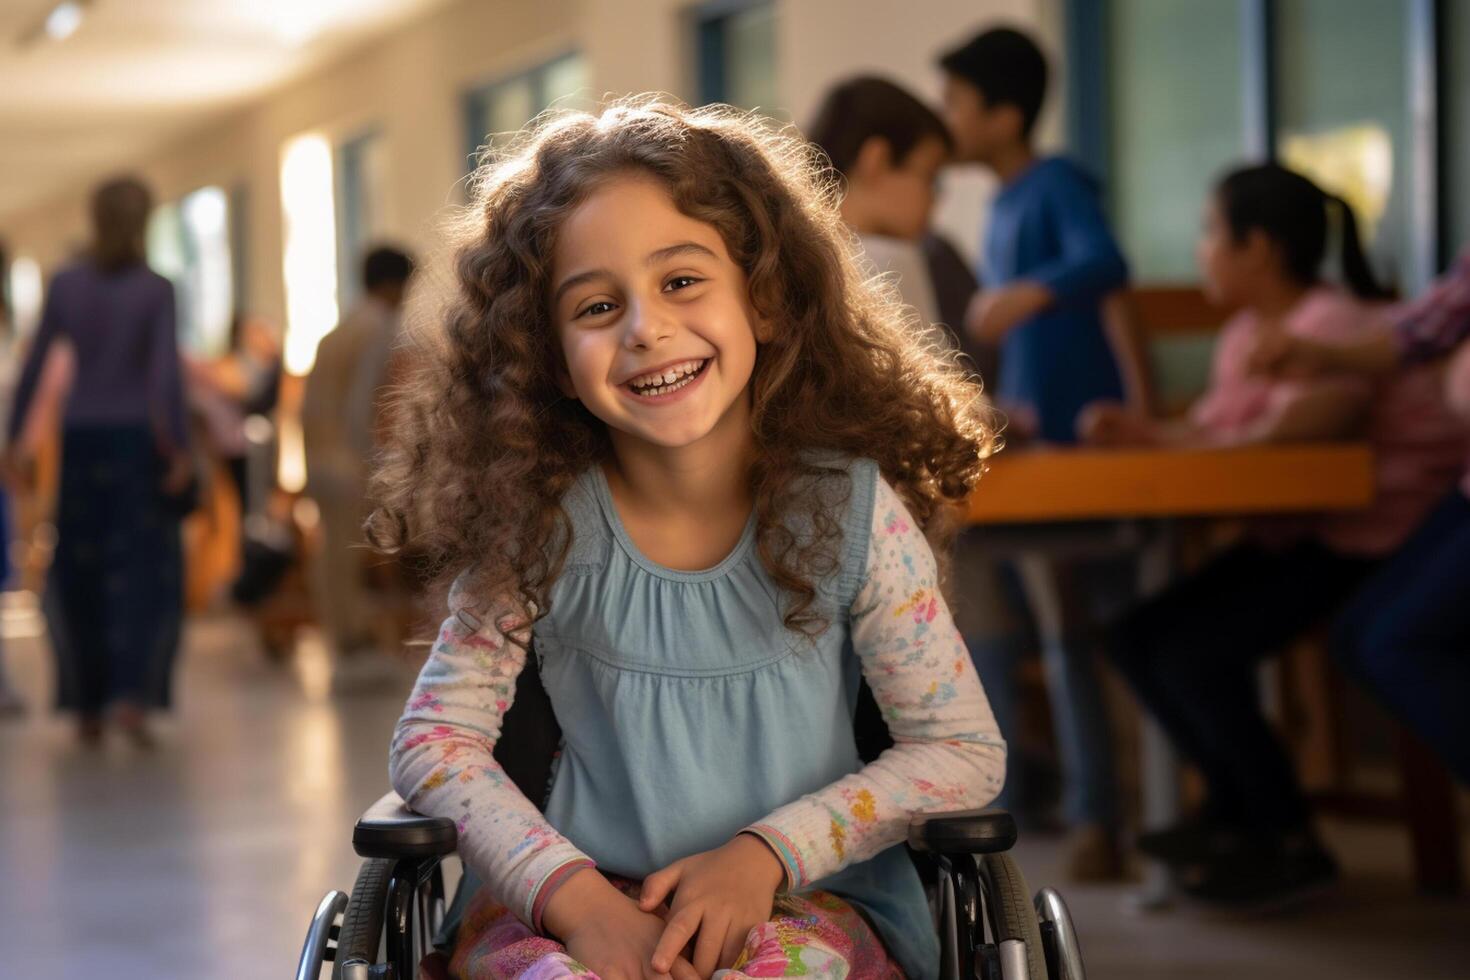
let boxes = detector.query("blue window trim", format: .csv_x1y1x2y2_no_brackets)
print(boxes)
1063,0,1109,186
1433,0,1462,269
1240,0,1276,160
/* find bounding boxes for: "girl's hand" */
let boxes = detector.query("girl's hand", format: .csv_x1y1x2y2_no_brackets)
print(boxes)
639,834,786,977
546,870,700,980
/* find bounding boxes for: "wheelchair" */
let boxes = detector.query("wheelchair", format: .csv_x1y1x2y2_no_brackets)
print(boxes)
296,649,1087,980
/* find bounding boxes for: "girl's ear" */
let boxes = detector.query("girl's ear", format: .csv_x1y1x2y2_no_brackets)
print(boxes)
753,312,775,344
551,354,579,400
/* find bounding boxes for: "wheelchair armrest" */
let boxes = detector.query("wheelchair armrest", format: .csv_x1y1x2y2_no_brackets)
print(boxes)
907,807,1017,855
353,791,459,860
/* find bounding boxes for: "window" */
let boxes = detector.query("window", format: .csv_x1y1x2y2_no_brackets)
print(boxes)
6,255,43,341
279,132,339,377
146,185,234,356
335,129,385,309
1104,0,1244,282
1275,0,1410,289
694,0,776,111
463,52,589,168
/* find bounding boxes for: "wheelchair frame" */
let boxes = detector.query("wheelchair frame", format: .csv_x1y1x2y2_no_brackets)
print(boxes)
297,795,1085,980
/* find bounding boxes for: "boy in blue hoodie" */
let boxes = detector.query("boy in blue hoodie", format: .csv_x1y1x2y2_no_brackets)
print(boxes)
938,27,1134,879
940,27,1131,443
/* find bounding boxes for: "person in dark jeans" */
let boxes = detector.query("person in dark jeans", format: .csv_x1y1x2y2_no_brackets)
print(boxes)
1109,543,1375,898
1330,484,1470,784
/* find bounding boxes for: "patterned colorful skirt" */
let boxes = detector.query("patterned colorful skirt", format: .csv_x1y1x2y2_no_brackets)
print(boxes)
436,876,906,980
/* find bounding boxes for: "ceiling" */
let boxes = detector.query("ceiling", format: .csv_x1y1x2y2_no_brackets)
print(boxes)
0,0,450,223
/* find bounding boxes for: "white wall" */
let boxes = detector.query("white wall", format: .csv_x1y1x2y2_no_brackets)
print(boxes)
3,0,1064,323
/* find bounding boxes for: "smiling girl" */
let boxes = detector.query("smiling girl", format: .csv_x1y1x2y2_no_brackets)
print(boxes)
375,100,1003,980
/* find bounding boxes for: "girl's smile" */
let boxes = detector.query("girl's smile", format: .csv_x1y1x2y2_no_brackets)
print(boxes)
619,356,712,403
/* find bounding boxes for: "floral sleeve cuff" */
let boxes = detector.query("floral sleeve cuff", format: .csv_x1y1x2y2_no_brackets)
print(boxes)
740,826,799,891
528,857,597,933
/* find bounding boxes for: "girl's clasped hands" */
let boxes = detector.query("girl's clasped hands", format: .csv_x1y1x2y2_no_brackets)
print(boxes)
544,835,787,980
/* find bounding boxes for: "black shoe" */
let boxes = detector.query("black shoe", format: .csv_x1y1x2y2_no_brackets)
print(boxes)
1136,813,1245,865
1176,835,1338,912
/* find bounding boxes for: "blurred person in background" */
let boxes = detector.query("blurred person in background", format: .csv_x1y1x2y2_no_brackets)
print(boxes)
0,242,23,716
302,245,414,689
937,26,1141,878
1249,246,1470,782
1090,164,1466,907
0,486,17,717
186,311,282,522
807,75,954,342
3,175,191,747
938,27,1141,443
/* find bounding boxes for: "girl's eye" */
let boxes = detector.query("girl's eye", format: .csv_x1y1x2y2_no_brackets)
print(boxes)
576,301,617,319
664,275,702,292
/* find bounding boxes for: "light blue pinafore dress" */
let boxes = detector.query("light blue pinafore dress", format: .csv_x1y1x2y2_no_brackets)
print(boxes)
467,457,938,978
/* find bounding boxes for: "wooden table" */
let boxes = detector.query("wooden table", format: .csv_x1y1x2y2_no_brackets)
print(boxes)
960,443,1375,906
967,443,1375,524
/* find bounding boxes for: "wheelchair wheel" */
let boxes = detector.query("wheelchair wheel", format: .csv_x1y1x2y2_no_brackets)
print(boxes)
980,852,1049,980
333,858,393,979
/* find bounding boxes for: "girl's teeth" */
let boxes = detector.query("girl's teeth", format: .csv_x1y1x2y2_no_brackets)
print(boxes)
630,359,704,391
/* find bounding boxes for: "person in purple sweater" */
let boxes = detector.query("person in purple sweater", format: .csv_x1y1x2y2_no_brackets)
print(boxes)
4,176,190,746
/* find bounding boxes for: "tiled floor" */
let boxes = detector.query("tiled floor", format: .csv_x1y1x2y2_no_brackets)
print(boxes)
1,600,1466,979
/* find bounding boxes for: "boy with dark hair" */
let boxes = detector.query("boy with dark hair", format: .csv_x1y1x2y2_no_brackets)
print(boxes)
937,26,1136,880
939,26,1131,442
807,75,959,345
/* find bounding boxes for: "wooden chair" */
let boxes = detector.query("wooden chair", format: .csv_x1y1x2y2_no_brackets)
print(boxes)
1283,634,1464,895
1115,285,1230,416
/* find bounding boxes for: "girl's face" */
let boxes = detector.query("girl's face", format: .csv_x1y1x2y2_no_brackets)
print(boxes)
1196,195,1268,307
551,174,765,452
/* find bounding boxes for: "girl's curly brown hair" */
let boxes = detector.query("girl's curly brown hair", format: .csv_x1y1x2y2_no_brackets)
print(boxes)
369,98,996,634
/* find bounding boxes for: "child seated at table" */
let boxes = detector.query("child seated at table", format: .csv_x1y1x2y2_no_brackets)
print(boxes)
1086,163,1467,908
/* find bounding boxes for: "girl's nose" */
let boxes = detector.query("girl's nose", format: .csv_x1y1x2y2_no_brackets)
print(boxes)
622,298,675,350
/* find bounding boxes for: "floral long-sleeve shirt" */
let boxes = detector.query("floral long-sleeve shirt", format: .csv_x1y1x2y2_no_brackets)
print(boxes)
1395,247,1470,364
388,477,1004,927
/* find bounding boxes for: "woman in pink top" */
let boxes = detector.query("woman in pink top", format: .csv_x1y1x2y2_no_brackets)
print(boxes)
1088,165,1466,910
